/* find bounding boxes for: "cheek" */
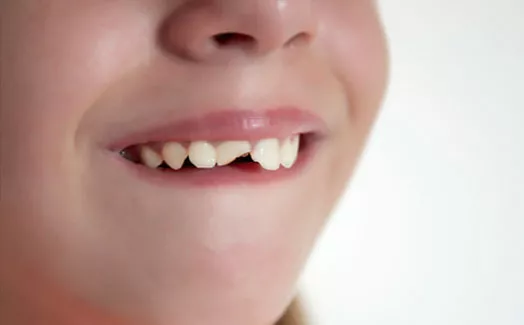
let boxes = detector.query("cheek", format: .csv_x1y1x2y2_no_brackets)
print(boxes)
0,2,157,266
320,1,388,124
0,2,154,204
314,2,388,200
2,2,152,140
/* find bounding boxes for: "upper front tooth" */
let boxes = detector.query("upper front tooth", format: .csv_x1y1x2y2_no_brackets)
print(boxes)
140,146,163,168
188,141,217,168
251,138,281,171
162,142,187,170
216,141,252,166
280,135,300,168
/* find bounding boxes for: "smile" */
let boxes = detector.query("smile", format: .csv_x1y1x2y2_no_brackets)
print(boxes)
122,135,301,171
108,107,327,186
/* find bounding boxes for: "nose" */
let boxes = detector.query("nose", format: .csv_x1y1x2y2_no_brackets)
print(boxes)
161,0,318,63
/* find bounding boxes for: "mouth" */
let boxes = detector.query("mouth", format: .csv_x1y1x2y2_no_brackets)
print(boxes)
107,108,327,186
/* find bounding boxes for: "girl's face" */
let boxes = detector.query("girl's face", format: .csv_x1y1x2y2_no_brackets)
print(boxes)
0,1,387,324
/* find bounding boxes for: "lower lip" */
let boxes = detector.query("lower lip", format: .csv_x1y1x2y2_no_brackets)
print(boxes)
110,137,321,187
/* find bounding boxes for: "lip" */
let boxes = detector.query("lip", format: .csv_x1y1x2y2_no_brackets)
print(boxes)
107,107,328,151
105,107,327,187
109,136,319,187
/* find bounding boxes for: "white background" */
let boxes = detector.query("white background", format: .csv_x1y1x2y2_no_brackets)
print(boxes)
301,1,524,324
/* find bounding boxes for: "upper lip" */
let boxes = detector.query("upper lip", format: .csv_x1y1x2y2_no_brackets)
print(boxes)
107,107,328,151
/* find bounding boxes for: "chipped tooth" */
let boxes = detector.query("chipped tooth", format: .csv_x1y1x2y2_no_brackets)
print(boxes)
188,141,217,168
280,135,300,168
140,146,163,168
162,142,187,170
251,138,281,171
216,141,252,166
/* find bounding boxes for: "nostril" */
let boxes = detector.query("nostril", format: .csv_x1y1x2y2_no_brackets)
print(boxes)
212,32,257,50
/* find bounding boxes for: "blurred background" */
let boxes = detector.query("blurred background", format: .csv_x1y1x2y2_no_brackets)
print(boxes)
300,1,524,324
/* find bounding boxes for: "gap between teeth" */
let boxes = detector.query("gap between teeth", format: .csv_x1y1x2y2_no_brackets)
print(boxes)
138,136,300,171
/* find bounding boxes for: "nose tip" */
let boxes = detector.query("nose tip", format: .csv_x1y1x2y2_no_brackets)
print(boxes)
161,0,317,63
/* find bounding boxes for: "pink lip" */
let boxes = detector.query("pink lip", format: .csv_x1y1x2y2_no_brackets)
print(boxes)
108,107,328,150
110,138,319,187
106,107,327,186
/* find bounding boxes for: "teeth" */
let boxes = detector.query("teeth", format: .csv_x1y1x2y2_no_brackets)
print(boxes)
137,136,301,171
188,141,217,168
280,135,300,168
162,142,187,170
216,141,252,166
251,138,281,171
140,146,163,168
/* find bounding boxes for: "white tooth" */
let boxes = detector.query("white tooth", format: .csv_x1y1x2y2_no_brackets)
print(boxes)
251,138,281,171
162,142,187,170
140,146,163,168
216,141,252,166
280,135,300,168
188,141,217,168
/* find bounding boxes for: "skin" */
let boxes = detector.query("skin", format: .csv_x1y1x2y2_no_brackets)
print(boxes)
0,1,388,325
